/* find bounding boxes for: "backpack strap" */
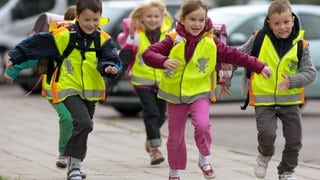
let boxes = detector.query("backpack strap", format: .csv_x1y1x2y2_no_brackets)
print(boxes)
241,30,265,110
53,25,77,82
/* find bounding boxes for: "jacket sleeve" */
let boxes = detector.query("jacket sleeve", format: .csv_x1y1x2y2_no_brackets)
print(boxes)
289,44,317,88
5,60,38,79
8,33,59,65
142,36,174,69
215,38,265,74
98,38,123,77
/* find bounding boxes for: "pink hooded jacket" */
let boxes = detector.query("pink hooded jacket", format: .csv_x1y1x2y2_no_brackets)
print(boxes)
142,18,265,74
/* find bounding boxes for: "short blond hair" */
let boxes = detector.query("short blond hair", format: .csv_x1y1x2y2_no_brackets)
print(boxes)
268,0,292,18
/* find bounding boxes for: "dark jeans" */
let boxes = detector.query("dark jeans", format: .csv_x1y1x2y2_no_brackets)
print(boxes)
255,105,302,174
63,95,95,160
135,87,166,147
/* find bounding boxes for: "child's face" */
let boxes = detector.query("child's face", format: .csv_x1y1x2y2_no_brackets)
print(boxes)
140,6,163,31
267,10,294,39
75,9,101,35
181,8,206,36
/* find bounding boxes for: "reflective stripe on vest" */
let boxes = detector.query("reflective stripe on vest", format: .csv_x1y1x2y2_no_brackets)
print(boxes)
158,32,217,104
249,33,304,106
45,28,108,103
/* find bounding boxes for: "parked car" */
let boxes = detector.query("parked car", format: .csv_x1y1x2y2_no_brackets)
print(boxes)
207,4,320,102
0,0,76,92
102,3,320,116
100,0,182,115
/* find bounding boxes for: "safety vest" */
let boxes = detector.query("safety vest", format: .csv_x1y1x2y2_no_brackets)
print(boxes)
43,27,110,103
249,31,305,106
158,32,217,104
129,21,171,86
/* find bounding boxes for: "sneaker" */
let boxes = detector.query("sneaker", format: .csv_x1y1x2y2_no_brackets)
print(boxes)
149,148,165,165
279,172,296,180
56,154,69,169
80,170,86,179
198,163,216,179
254,153,271,178
67,167,82,180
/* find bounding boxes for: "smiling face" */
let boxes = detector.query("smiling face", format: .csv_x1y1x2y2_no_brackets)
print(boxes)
180,7,207,36
141,6,163,31
75,8,101,35
267,9,294,39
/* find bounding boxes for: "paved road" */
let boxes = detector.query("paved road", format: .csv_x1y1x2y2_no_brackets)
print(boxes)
1,84,320,180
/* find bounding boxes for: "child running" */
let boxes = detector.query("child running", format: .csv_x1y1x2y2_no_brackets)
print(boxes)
4,5,77,170
5,0,121,179
220,0,317,179
119,0,173,165
142,0,272,179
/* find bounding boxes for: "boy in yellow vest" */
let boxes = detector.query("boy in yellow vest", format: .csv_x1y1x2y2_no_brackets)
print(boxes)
219,0,317,179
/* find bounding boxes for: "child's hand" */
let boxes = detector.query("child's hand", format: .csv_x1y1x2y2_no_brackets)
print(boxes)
261,66,272,79
104,66,118,74
277,74,290,90
163,59,180,70
218,85,232,100
3,73,14,84
6,60,13,70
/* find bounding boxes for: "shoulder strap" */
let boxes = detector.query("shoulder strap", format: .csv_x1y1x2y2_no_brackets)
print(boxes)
251,30,265,58
241,30,264,110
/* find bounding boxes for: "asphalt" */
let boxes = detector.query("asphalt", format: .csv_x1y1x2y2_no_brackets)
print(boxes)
1,85,320,180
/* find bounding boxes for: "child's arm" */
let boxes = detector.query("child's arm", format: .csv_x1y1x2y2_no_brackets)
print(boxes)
99,39,122,77
4,60,38,84
278,45,317,89
142,36,174,69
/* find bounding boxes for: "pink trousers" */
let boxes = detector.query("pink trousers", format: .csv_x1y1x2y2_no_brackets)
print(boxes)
166,98,212,169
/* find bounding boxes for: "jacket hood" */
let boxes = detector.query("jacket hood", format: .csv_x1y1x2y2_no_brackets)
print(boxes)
176,17,213,39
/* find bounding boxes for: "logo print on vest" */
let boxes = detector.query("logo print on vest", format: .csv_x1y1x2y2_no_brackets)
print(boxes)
196,57,209,73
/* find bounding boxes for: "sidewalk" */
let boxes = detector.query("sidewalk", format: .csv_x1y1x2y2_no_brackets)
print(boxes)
1,86,320,180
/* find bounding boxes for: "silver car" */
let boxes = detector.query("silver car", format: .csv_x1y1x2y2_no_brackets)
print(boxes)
103,3,320,116
208,4,320,102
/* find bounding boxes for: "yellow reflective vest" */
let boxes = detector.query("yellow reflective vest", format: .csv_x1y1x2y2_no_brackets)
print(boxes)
249,31,305,106
158,32,217,104
129,18,171,86
42,27,110,103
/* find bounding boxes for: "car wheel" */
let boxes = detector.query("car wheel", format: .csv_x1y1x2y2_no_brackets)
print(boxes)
16,74,42,94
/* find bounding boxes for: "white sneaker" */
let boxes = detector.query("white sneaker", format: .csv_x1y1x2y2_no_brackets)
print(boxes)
279,172,296,180
254,153,271,178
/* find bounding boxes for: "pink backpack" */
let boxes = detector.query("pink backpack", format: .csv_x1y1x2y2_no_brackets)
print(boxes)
212,24,233,85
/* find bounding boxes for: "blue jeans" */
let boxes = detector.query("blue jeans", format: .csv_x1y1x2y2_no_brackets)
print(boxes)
135,87,166,147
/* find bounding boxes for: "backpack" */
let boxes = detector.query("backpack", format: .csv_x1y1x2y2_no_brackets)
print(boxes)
240,30,307,110
212,24,233,85
117,18,130,49
32,13,74,75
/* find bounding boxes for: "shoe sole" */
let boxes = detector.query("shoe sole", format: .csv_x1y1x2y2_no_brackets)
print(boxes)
56,164,68,170
150,157,165,165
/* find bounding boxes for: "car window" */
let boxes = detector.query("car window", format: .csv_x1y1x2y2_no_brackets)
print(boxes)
11,0,55,20
298,13,320,40
68,0,77,6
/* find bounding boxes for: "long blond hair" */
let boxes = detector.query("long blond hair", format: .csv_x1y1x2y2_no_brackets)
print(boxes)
128,0,172,35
